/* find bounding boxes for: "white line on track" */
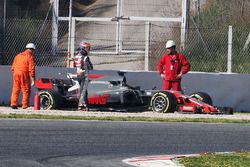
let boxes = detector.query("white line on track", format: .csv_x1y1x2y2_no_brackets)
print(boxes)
123,154,200,167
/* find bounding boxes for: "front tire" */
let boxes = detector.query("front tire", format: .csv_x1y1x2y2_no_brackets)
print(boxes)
218,107,234,115
150,92,177,113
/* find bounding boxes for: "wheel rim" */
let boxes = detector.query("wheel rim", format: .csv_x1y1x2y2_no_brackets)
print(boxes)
154,96,167,112
40,95,51,110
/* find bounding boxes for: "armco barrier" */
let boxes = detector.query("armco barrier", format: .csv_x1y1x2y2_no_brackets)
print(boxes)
1,66,250,112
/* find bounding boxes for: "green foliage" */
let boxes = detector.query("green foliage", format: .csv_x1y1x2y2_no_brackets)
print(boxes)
149,0,250,73
185,0,250,73
197,0,249,28
178,151,250,167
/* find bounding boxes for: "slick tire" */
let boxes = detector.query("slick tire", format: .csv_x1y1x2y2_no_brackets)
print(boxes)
39,90,63,110
150,92,177,113
189,92,213,105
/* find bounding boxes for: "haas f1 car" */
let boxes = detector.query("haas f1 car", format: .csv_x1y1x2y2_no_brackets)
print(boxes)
35,71,233,114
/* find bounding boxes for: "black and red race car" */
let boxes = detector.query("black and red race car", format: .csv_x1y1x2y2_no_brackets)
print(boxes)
35,71,233,114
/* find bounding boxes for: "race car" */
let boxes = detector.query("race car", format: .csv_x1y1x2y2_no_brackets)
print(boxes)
35,71,233,114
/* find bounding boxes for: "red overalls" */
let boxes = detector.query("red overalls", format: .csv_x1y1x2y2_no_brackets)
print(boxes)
158,52,190,91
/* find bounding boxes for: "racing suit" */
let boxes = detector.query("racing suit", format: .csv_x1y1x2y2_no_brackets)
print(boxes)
11,49,35,108
158,52,190,91
74,50,93,109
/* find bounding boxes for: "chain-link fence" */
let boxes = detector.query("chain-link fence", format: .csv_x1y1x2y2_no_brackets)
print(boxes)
149,23,250,73
232,27,250,73
0,18,249,73
0,18,67,67
1,0,250,73
71,21,146,70
149,24,230,72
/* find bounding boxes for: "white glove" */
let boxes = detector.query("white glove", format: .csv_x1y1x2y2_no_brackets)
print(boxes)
30,77,35,86
160,74,165,79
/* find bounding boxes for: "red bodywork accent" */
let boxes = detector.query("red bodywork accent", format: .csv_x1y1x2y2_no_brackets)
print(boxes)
35,79,53,90
89,74,105,79
88,94,110,105
168,90,218,113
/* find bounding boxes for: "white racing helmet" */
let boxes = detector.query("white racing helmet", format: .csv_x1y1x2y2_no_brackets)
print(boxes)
165,40,176,49
25,43,36,50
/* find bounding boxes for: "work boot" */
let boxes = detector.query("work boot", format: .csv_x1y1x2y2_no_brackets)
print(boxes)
11,105,18,109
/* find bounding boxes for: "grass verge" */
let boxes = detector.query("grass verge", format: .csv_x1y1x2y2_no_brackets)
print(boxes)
178,151,250,167
0,113,249,124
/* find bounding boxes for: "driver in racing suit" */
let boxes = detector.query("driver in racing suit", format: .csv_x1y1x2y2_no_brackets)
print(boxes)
74,41,93,111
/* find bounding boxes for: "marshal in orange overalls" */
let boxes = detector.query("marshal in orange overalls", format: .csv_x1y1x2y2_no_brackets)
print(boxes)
11,49,35,109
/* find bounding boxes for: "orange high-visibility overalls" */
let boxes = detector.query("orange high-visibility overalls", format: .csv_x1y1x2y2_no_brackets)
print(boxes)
11,49,35,108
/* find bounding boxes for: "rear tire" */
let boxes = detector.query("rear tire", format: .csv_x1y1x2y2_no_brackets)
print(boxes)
190,92,213,105
39,90,63,110
150,92,177,113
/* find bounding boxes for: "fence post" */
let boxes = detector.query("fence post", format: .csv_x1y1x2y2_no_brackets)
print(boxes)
116,0,123,53
181,0,189,50
227,25,232,73
68,0,74,68
1,0,6,65
70,18,75,68
52,0,59,56
243,32,250,51
144,22,150,71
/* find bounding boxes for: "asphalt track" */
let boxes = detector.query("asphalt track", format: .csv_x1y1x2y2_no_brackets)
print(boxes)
0,119,249,167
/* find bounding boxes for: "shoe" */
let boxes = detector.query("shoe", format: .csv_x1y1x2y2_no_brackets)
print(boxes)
78,106,88,112
22,106,29,109
11,105,18,109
